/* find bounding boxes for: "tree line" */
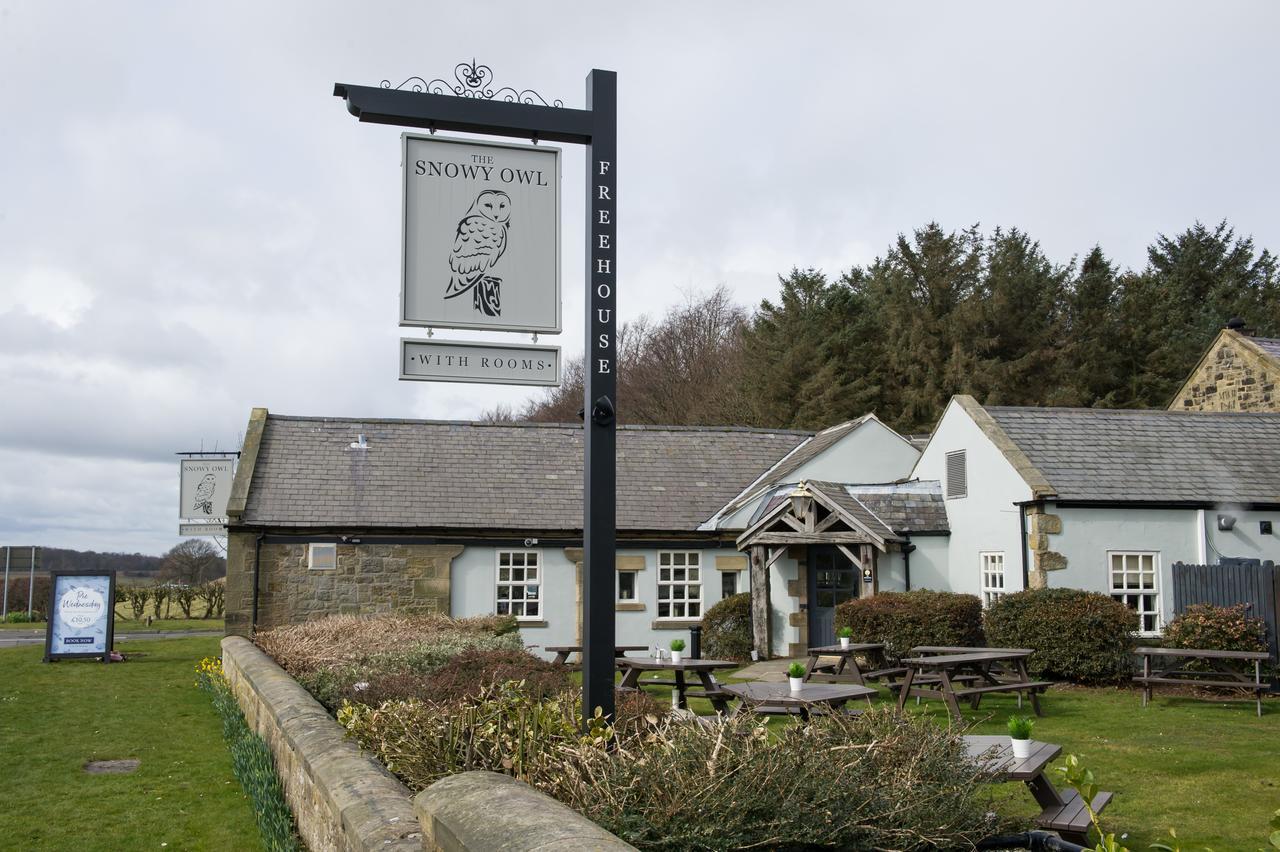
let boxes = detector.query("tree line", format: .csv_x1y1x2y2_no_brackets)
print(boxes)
495,220,1278,434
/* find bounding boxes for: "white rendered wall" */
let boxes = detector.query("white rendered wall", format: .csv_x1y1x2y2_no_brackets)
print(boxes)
911,400,1033,597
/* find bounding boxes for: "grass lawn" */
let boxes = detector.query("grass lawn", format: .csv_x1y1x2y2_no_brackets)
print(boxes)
0,636,261,851
617,670,1280,849
0,617,223,633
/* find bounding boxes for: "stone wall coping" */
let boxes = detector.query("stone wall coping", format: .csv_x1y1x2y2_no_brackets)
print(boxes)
414,771,636,851
221,635,422,851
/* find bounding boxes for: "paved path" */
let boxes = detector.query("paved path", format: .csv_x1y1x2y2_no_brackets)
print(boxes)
732,657,805,682
0,629,223,649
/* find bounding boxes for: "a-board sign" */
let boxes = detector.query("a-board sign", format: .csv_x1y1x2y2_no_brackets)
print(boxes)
179,458,234,520
401,134,561,333
400,337,561,386
180,523,228,537
44,570,116,662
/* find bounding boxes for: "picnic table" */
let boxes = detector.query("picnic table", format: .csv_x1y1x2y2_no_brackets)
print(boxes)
1135,646,1271,717
895,649,1051,721
616,658,738,712
544,645,649,666
719,681,878,720
802,642,888,686
964,735,1113,846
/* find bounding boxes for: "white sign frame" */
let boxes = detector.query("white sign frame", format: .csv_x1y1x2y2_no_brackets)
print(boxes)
400,337,561,387
179,458,235,521
400,134,562,334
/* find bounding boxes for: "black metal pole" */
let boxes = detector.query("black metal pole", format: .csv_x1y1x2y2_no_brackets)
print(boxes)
581,69,617,727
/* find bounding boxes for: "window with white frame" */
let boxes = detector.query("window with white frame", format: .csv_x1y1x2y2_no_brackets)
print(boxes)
308,543,336,571
657,551,702,619
617,571,637,602
980,552,1005,607
1109,551,1160,634
496,550,541,620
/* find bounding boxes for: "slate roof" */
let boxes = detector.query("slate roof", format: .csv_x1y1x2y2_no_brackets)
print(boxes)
985,406,1280,504
808,482,899,540
240,415,810,532
744,480,949,535
1250,336,1280,360
844,482,950,533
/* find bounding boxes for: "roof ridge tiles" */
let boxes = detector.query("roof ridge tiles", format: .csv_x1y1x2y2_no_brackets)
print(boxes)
264,412,814,435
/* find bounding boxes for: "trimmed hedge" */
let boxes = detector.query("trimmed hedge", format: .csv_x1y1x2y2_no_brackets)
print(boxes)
701,592,752,661
834,591,983,662
1163,603,1268,674
984,588,1137,684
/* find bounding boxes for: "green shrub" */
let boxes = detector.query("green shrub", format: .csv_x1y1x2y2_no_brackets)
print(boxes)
4,611,36,623
1162,603,1269,674
1007,715,1034,739
835,590,983,662
984,588,1137,684
341,689,996,851
195,658,300,852
561,709,998,851
701,592,752,661
339,681,666,791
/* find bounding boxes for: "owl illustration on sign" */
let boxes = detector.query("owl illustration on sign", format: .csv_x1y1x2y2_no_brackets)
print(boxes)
194,474,216,516
443,190,511,317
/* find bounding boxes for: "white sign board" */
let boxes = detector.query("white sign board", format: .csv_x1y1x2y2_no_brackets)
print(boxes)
180,523,228,537
179,458,234,521
401,338,561,386
401,134,561,333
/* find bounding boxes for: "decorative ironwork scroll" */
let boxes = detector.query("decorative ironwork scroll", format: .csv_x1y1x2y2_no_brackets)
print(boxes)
383,60,564,108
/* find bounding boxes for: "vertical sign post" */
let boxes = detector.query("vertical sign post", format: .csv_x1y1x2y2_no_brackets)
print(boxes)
334,64,620,726
582,70,616,722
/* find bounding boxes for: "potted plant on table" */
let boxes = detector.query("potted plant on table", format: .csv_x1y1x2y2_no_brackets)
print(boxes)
788,661,806,693
1008,715,1035,760
670,638,686,665
837,625,854,650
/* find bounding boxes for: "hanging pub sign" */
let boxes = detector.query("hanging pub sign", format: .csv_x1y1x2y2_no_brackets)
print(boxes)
401,134,561,334
44,570,116,662
179,458,234,521
400,337,560,386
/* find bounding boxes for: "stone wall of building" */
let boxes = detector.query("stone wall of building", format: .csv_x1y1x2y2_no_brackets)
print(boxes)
1172,333,1279,412
225,537,461,635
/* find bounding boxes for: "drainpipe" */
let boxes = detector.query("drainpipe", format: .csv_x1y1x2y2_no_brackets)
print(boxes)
902,536,915,591
1019,504,1030,591
250,533,264,634
1195,508,1208,565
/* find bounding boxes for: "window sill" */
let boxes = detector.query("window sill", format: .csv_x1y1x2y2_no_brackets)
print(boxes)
615,602,645,612
651,619,701,630
514,620,549,629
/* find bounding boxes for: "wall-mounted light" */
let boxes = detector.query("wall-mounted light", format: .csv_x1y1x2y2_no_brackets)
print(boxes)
1262,521,1274,536
1217,514,1237,532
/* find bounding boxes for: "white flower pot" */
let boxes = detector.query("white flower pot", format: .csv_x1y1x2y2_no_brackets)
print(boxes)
671,651,683,664
1011,737,1033,760
839,637,850,650
789,676,804,693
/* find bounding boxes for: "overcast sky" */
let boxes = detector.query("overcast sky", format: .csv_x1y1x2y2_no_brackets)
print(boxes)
2,1,1277,556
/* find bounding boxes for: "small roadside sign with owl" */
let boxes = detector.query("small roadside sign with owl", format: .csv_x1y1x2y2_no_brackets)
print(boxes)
179,458,234,521
401,134,561,333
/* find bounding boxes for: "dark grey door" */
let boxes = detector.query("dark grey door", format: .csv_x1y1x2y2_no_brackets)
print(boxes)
807,546,858,647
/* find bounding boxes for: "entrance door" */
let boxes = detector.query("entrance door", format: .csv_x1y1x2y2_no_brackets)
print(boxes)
807,545,858,647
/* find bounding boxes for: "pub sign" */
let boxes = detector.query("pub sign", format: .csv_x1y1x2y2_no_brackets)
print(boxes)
401,134,561,333
44,571,116,662
179,458,234,521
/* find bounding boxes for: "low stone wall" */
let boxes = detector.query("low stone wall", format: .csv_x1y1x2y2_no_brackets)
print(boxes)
221,636,422,852
414,772,636,852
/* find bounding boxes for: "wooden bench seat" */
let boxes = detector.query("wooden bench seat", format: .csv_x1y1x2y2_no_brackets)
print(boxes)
750,704,864,717
953,681,1052,698
884,673,982,691
1134,676,1266,691
1038,789,1113,837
